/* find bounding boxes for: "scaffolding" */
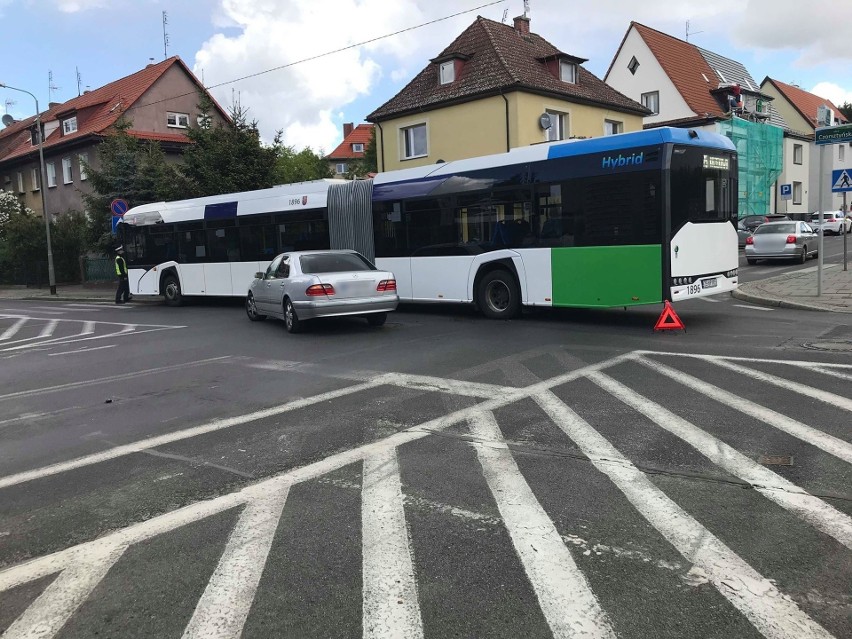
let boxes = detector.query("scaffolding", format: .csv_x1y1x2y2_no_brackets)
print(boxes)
716,116,783,218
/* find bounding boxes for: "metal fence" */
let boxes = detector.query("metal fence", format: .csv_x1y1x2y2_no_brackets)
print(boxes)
83,257,115,282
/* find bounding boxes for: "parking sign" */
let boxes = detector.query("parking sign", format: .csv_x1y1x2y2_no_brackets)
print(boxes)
780,184,792,200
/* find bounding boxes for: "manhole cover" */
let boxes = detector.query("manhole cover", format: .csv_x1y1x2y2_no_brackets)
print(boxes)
759,455,793,466
801,339,852,352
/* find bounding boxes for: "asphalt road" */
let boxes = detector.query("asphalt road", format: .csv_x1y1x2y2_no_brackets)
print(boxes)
0,268,850,638
738,231,851,282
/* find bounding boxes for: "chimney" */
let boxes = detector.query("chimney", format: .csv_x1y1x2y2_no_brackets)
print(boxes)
49,102,60,109
343,122,354,138
513,15,530,37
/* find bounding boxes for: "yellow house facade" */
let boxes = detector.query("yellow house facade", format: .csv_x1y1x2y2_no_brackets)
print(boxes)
368,15,648,172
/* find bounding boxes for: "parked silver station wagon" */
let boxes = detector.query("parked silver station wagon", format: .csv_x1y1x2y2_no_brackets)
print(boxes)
246,250,399,332
744,221,818,264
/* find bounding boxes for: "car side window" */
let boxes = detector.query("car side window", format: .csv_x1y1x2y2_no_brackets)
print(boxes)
276,257,291,279
802,223,813,233
265,255,283,279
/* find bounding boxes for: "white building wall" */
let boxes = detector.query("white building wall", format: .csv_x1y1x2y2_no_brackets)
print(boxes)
604,27,694,124
810,141,848,212
773,137,810,216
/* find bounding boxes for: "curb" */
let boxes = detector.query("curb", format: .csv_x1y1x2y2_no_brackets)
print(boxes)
731,288,852,313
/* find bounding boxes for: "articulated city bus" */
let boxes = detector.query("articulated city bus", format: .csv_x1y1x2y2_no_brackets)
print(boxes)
120,127,738,318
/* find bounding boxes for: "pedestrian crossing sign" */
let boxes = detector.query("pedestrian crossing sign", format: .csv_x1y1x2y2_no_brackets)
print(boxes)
831,168,852,192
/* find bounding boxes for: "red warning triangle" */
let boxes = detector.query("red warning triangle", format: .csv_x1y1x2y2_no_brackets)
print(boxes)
654,300,685,331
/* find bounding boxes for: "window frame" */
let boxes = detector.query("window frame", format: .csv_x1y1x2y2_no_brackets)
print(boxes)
628,56,640,75
641,91,659,115
31,167,40,191
793,181,803,205
62,157,73,184
793,143,803,165
840,145,845,161
401,123,428,160
79,153,88,181
439,61,455,85
559,61,577,84
545,110,567,142
62,116,78,135
336,162,348,174
166,112,190,128
16,172,24,193
604,120,623,136
352,143,364,153
46,162,57,188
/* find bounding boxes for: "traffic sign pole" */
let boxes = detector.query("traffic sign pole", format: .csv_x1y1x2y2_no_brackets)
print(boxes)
818,146,825,295
844,192,848,272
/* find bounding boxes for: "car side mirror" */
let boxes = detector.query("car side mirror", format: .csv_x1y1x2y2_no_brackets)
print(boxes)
255,272,265,280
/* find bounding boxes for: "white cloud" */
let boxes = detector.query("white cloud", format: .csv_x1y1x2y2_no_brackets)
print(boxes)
55,0,108,12
811,82,852,108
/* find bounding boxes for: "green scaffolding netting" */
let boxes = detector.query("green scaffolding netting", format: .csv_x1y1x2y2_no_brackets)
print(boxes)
716,117,783,218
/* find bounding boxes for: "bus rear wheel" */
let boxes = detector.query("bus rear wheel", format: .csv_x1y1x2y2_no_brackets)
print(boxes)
163,275,183,307
477,269,520,319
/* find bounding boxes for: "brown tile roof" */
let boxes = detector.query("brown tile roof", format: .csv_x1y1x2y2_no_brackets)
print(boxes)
0,57,218,164
326,124,374,160
367,16,647,121
629,22,723,118
762,77,848,129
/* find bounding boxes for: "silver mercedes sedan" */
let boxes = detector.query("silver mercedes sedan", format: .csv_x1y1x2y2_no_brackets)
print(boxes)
745,220,818,264
246,250,399,333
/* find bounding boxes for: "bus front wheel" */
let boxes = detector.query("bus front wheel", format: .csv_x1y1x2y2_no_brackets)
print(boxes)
163,275,183,307
477,269,520,319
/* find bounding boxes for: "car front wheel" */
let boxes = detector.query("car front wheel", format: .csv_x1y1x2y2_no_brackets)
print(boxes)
246,294,266,321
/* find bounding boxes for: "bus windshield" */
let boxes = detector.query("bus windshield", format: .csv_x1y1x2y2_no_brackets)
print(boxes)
670,146,736,230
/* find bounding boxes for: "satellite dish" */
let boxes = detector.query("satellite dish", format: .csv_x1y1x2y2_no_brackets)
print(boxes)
539,113,552,130
1,114,14,127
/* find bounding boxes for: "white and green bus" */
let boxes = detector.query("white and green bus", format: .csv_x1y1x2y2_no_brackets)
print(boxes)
120,127,738,317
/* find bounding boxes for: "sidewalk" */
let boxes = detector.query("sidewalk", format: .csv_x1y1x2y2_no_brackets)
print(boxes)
733,263,852,312
0,283,153,303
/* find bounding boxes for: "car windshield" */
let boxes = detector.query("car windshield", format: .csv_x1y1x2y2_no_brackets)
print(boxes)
754,223,797,234
299,253,375,273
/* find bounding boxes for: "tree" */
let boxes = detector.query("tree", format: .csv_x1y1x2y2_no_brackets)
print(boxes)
273,140,333,184
0,190,45,284
82,117,181,255
180,96,278,196
840,102,852,123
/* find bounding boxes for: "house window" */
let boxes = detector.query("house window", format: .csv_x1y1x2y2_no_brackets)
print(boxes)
31,168,40,191
793,144,803,165
16,172,24,193
628,56,640,75
793,181,802,205
46,162,56,188
840,145,845,161
641,91,659,115
336,163,348,174
401,123,427,159
79,153,88,180
352,143,364,153
545,110,567,141
439,61,455,85
604,120,623,136
167,112,190,128
62,157,73,184
559,61,577,84
62,116,78,135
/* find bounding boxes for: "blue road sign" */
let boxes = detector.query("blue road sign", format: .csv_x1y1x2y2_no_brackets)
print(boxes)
110,198,129,216
831,169,852,193
780,183,792,200
111,215,123,235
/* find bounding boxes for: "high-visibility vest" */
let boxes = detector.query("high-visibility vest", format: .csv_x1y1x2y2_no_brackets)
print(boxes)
115,255,127,276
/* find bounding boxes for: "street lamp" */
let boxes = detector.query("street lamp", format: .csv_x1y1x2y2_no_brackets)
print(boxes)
0,83,57,294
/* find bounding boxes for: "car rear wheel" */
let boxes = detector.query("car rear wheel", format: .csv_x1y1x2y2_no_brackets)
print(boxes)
747,258,757,265
366,312,387,327
799,245,807,264
284,298,303,333
246,294,266,321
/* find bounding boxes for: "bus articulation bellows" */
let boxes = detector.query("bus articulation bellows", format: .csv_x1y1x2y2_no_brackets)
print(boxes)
119,127,738,315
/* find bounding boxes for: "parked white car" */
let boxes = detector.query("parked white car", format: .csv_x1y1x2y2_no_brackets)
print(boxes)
810,212,852,235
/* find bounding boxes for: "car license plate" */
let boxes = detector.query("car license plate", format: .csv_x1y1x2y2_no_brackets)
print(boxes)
701,278,717,289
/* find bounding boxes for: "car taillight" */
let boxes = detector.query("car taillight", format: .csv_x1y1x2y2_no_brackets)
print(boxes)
786,235,797,244
746,236,754,245
377,279,397,292
306,283,334,296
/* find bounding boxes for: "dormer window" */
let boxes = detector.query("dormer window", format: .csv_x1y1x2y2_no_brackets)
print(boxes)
560,60,577,84
439,61,455,85
62,116,78,135
352,143,364,153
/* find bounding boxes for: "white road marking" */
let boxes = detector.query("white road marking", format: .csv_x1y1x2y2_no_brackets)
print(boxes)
809,367,852,382
707,357,852,413
631,356,852,465
633,350,852,370
48,344,118,357
589,372,852,550
182,479,291,639
0,325,183,353
0,320,59,347
533,391,833,639
0,318,27,341
468,411,615,639
698,296,721,303
362,448,424,639
733,304,774,312
0,356,231,403
1,308,65,315
1,544,125,639
387,373,514,398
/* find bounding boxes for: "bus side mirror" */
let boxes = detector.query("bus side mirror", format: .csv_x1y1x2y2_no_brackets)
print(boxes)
255,272,264,280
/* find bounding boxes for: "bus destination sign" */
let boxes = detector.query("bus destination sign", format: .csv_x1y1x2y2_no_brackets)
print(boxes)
703,155,729,170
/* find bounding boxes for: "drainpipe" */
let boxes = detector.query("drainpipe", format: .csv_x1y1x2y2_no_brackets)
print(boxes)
500,90,510,152
375,121,385,172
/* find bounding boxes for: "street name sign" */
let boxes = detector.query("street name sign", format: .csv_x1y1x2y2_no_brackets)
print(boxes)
815,124,852,145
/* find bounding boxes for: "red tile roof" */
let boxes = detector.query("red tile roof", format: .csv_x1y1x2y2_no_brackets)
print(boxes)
0,57,219,164
126,130,191,144
367,16,646,121
326,124,373,160
761,77,848,129
629,22,724,119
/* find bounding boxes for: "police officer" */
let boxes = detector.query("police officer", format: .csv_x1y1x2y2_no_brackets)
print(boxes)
114,245,132,304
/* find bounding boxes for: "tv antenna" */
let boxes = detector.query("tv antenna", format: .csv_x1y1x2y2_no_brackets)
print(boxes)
523,0,530,18
4,98,16,114
501,8,508,23
76,67,82,96
48,70,60,102
162,11,170,58
685,20,703,42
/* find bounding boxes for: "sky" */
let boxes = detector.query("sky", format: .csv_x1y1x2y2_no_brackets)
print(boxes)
1,0,851,154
